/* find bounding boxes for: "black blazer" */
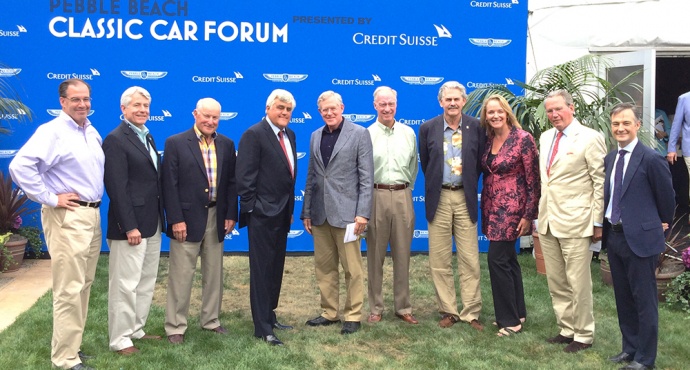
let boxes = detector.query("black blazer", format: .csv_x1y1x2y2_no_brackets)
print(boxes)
236,119,296,228
419,113,486,223
103,121,164,240
602,143,674,257
162,127,238,243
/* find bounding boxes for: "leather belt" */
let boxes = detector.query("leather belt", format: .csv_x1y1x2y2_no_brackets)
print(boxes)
441,184,463,191
373,183,408,191
207,201,217,208
74,200,101,208
610,223,623,232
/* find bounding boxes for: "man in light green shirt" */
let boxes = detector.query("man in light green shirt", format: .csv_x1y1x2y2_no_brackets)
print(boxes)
366,86,419,325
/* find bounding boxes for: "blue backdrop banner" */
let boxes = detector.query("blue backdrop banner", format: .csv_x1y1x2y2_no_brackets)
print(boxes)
0,0,528,253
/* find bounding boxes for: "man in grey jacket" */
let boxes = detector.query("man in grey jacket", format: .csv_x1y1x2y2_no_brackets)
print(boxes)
301,90,374,335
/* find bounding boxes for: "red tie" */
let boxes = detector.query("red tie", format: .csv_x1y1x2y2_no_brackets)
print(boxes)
278,131,293,178
547,131,563,177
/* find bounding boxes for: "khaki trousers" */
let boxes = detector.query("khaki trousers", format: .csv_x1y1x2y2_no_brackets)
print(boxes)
312,221,364,322
165,208,224,335
427,189,482,322
42,205,101,369
539,227,595,344
107,223,161,351
366,188,414,315
683,156,690,198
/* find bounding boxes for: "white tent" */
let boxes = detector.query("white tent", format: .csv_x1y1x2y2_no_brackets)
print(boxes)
527,0,690,78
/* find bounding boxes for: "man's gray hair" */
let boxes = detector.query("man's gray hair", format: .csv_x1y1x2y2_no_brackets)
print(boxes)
266,89,296,109
196,97,221,111
437,81,467,102
317,90,343,107
373,86,397,100
120,86,151,107
545,89,574,106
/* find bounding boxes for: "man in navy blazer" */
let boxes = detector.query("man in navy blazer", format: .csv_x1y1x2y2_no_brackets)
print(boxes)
103,86,164,355
603,103,674,370
236,89,297,346
301,90,374,335
418,81,486,330
162,98,238,344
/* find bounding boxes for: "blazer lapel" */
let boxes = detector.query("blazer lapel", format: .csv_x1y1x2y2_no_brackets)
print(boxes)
263,120,292,176
312,128,325,169
121,121,157,169
186,129,207,176
330,120,353,161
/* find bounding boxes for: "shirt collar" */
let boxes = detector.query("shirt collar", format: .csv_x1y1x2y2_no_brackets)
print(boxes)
193,124,217,142
322,118,344,134
265,116,282,135
60,110,92,130
443,116,462,131
618,137,639,153
126,119,149,136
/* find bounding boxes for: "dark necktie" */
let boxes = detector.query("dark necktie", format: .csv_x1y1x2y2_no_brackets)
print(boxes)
610,150,627,224
547,131,563,177
278,131,293,178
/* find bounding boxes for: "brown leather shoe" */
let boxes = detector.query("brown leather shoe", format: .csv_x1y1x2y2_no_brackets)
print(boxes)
546,334,574,344
563,341,592,353
395,313,419,324
468,319,484,331
139,334,162,340
116,346,139,355
439,314,459,328
206,326,228,334
367,313,382,323
167,334,184,344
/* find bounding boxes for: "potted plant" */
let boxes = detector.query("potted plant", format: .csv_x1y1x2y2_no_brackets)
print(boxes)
655,218,688,302
463,54,644,150
664,248,690,313
0,170,40,272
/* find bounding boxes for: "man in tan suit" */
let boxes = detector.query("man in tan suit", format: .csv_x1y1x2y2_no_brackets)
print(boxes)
538,89,605,353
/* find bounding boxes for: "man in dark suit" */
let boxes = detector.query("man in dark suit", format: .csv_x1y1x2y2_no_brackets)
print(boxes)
103,86,164,355
419,81,486,330
301,90,374,335
162,97,238,345
603,103,674,370
236,89,297,346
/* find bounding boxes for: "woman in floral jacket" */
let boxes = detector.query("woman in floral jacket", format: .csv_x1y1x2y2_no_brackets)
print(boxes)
479,94,540,337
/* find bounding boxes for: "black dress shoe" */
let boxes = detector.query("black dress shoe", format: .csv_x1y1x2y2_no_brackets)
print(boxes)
273,322,294,330
609,352,633,363
68,364,95,370
620,361,654,370
546,334,574,344
78,351,93,360
341,321,361,335
305,316,341,326
262,335,284,346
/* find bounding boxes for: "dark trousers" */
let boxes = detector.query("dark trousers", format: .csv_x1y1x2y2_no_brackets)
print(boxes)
488,240,526,328
607,229,659,367
248,210,290,338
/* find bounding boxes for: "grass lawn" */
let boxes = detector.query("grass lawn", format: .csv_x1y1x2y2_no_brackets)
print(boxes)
0,252,687,369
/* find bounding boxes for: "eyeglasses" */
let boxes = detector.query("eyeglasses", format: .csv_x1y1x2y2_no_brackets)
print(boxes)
376,102,396,109
64,97,92,104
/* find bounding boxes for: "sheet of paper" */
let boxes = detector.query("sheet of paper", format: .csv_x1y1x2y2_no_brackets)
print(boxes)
589,240,601,252
344,222,358,243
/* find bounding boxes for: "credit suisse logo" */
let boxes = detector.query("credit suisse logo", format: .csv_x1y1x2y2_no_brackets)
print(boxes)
121,70,168,80
295,190,305,201
118,110,171,122
353,24,451,47
290,112,312,124
399,118,426,126
47,68,100,80
263,73,308,83
0,108,27,120
331,74,381,86
0,25,27,37
470,0,518,8
192,72,243,83
466,78,514,90
224,229,241,240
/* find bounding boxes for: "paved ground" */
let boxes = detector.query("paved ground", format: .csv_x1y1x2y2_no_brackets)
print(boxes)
0,259,52,332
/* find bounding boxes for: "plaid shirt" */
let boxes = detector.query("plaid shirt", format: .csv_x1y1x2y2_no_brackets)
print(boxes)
194,125,218,201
